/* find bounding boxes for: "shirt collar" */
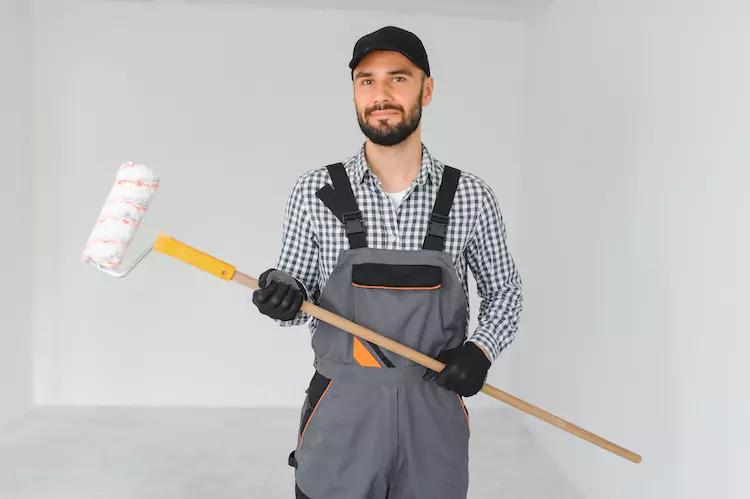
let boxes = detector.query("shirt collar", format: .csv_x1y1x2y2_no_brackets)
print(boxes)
349,142,440,188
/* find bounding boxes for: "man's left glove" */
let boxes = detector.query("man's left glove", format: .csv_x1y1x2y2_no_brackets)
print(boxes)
424,342,491,397
252,268,308,321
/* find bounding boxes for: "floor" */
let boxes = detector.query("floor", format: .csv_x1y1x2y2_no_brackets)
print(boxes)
0,406,583,499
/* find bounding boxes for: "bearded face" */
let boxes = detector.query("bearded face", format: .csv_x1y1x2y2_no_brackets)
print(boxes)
352,51,432,147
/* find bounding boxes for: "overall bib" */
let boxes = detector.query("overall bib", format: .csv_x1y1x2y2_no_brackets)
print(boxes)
289,163,471,499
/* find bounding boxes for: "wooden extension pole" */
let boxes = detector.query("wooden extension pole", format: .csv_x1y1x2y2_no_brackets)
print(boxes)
150,234,641,464
230,271,642,464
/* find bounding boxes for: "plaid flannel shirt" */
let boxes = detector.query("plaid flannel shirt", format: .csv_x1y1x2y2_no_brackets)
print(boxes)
272,143,522,363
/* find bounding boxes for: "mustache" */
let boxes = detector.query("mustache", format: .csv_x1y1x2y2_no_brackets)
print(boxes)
365,103,404,117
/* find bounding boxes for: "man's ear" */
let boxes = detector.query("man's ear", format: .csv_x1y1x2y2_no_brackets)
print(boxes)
422,75,434,106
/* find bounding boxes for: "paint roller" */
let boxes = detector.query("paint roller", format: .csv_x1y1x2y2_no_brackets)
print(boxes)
82,162,643,464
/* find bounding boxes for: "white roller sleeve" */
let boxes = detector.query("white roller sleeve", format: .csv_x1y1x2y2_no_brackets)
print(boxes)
82,162,159,269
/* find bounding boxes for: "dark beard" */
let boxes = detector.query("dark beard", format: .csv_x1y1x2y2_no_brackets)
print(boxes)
357,92,423,146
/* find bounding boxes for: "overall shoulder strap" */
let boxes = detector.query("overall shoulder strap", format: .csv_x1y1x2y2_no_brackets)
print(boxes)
315,162,367,249
422,165,461,251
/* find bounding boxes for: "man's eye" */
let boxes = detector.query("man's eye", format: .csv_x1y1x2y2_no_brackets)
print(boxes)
362,79,373,85
393,76,405,82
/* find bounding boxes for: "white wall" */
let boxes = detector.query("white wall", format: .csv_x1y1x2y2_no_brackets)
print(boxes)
514,1,750,498
31,0,525,408
186,0,555,21
0,0,32,428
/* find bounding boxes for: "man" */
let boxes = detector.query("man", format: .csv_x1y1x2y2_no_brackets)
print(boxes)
253,26,523,499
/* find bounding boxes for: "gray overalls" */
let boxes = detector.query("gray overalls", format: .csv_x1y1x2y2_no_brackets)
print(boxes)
289,162,471,499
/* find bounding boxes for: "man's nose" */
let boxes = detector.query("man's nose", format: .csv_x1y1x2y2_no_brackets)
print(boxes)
370,79,394,102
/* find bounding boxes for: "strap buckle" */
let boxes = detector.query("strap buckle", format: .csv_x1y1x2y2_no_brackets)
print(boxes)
427,212,449,238
343,211,365,235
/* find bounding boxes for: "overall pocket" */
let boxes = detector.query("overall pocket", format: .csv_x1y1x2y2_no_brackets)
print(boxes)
350,263,444,366
456,394,471,436
289,371,332,469
351,263,442,291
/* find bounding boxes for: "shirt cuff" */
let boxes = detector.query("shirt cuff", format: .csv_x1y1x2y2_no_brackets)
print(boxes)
465,328,515,365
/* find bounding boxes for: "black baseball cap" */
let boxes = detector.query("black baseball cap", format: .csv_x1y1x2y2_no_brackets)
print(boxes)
349,26,430,79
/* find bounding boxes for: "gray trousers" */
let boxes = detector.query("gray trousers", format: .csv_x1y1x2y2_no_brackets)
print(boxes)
292,361,470,499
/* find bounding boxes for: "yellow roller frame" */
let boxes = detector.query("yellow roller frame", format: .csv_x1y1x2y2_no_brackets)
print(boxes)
152,234,236,281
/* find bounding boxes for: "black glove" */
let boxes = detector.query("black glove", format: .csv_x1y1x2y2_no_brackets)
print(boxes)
252,269,307,321
424,342,491,397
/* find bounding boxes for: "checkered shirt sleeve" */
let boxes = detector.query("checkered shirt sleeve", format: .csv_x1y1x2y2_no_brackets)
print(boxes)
463,182,523,361
272,176,321,326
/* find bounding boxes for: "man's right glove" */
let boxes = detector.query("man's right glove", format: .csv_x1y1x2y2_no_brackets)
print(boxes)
252,268,307,321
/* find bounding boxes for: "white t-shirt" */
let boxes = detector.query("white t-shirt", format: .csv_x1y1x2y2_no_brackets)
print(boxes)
385,187,409,209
